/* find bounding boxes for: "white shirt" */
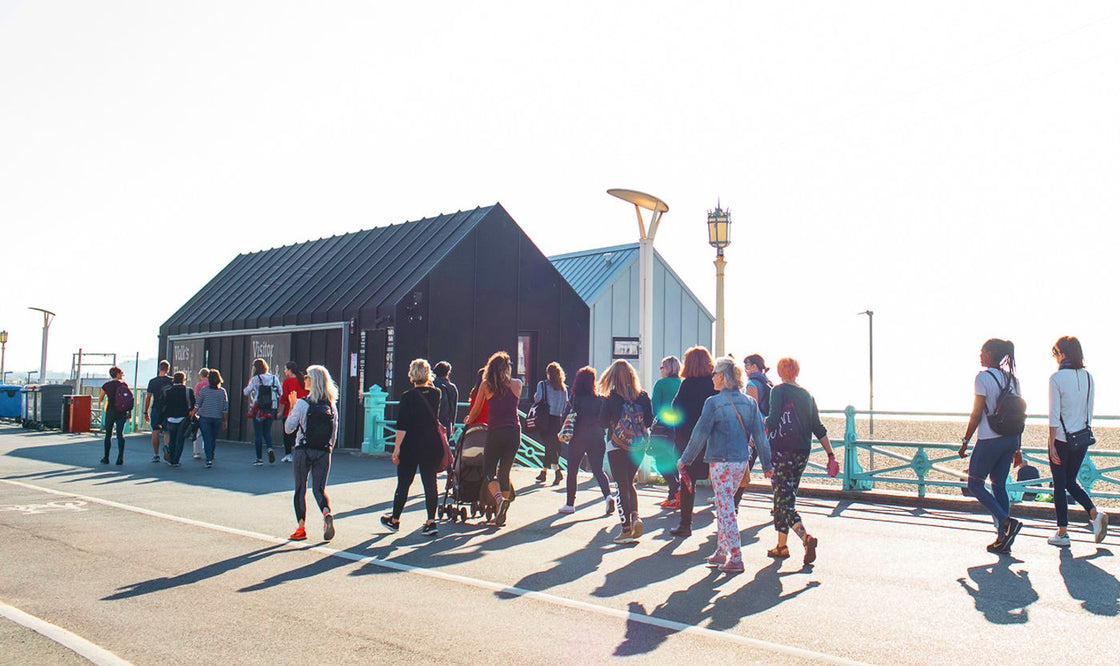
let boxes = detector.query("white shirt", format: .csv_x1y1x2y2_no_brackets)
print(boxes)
1049,368,1094,439
974,368,1019,441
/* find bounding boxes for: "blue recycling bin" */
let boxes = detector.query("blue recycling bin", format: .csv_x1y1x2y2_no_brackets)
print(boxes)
0,385,20,419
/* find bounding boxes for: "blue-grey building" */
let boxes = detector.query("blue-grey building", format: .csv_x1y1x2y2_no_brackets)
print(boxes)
550,243,714,373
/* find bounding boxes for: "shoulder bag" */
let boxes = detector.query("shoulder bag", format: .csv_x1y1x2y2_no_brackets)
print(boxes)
1062,372,1096,451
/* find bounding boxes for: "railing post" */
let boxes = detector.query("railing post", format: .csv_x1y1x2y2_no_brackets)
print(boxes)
363,384,387,454
843,405,871,490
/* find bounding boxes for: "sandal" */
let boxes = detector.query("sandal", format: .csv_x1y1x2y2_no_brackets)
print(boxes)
803,535,818,565
767,546,790,559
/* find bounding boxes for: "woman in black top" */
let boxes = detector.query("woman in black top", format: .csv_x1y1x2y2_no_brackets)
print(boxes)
382,359,444,537
98,366,130,465
558,367,613,515
670,346,718,537
162,372,196,467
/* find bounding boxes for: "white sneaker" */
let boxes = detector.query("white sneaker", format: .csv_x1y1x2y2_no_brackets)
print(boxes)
1092,512,1109,543
558,505,575,514
1047,531,1071,547
282,454,293,463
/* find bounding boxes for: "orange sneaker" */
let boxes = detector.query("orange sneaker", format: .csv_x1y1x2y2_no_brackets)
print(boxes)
289,526,307,541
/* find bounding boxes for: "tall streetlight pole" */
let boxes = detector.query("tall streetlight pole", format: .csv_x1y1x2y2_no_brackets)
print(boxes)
607,189,669,390
707,202,731,356
0,330,8,384
29,307,55,385
858,310,874,438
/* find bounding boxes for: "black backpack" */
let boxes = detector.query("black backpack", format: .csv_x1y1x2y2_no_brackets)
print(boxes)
255,375,278,412
301,398,335,450
985,369,1026,436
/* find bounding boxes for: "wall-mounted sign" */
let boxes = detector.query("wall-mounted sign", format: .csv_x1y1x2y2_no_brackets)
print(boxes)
169,338,205,384
248,333,291,375
612,337,640,360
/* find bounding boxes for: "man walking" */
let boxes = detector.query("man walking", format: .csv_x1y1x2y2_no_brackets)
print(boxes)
433,361,459,437
144,360,174,463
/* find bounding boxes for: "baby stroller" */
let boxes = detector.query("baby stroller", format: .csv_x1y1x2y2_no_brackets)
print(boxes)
438,424,492,523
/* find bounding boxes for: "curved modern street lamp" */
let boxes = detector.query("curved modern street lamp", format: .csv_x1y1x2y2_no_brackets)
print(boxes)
607,188,668,389
707,202,731,357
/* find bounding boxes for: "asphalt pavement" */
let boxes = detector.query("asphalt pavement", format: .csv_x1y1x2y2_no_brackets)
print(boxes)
1,425,1118,665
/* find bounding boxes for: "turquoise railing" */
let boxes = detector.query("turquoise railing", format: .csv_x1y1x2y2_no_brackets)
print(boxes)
830,406,1120,502
362,385,560,469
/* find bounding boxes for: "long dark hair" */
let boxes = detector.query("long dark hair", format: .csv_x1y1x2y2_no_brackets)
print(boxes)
483,351,512,397
286,361,304,384
982,338,1018,388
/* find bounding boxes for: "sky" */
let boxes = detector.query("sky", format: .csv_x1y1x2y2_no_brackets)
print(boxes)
1,1,1118,415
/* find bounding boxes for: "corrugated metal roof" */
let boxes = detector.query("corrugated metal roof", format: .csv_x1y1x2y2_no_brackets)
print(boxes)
548,243,639,304
550,243,715,321
162,205,498,335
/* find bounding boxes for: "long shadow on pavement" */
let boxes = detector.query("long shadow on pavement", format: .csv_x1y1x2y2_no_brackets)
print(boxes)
102,543,294,600
1059,547,1119,616
957,554,1039,624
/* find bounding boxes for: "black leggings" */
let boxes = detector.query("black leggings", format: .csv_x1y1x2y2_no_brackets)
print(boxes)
393,457,439,521
565,435,611,505
484,426,521,495
103,410,127,459
293,448,332,522
608,448,642,527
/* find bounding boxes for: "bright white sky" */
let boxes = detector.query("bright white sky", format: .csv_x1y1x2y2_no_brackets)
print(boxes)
2,1,1118,415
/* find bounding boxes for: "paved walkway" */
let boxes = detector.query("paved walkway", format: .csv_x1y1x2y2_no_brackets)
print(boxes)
1,425,1118,665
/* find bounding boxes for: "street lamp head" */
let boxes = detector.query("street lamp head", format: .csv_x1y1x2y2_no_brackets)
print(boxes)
707,203,731,249
0,330,7,345
607,189,669,213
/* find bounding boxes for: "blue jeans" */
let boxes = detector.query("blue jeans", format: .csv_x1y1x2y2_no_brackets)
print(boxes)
968,434,1020,527
199,417,222,462
253,416,275,459
1050,439,1096,527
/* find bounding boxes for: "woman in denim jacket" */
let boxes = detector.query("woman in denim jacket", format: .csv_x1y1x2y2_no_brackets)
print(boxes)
678,356,772,573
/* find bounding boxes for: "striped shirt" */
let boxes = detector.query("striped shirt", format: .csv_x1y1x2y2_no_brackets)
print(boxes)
195,386,229,419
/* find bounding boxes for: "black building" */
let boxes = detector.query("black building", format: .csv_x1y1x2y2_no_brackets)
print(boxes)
159,204,589,448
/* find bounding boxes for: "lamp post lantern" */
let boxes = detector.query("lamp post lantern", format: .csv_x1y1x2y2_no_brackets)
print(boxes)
707,203,731,357
28,307,55,385
607,189,669,390
0,330,7,384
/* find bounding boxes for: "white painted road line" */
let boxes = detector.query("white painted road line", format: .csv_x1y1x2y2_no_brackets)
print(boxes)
1,478,873,666
0,600,134,666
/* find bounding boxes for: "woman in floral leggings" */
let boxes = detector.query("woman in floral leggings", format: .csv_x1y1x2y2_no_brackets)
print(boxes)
678,356,771,573
765,358,836,566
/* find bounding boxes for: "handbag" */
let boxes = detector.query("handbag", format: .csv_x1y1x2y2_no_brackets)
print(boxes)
419,390,453,472
558,404,577,443
526,381,550,433
1061,372,1095,450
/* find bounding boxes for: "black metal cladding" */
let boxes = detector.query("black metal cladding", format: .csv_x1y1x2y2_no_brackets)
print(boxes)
158,203,590,448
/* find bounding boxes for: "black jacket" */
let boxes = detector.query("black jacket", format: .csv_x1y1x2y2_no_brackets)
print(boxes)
672,376,717,451
162,384,195,420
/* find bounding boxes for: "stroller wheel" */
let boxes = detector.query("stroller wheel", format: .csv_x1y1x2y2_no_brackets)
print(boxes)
449,511,458,523
460,508,468,522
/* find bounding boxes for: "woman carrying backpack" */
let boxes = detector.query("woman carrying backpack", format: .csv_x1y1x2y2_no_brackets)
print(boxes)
557,366,613,515
534,362,569,486
285,364,339,542
162,372,195,467
599,359,653,544
678,357,772,573
98,366,132,465
959,339,1026,554
465,352,523,527
243,358,282,465
380,359,444,537
766,358,836,566
669,346,718,538
193,369,228,468
1046,336,1109,546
